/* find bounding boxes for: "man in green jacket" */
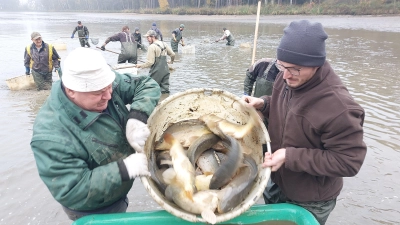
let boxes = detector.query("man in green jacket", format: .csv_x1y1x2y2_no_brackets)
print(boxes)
30,47,161,220
243,20,367,224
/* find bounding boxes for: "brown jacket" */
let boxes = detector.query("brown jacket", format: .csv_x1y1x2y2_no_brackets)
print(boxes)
261,61,367,202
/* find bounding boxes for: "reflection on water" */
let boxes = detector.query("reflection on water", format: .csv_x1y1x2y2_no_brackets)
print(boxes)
0,12,400,225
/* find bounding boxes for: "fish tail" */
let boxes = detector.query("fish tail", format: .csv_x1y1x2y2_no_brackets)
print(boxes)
201,209,217,224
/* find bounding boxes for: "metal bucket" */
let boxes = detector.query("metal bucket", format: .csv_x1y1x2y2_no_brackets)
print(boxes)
5,75,36,91
141,88,271,224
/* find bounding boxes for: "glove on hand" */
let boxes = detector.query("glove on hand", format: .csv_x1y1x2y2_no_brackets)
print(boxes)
71,35,74,39
123,153,151,178
126,119,150,153
85,35,89,40
25,66,30,75
100,46,106,51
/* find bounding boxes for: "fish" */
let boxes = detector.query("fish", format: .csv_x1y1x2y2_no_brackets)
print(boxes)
198,104,260,139
196,149,220,176
195,174,213,191
164,168,218,225
149,150,171,193
209,135,243,190
163,133,196,200
217,154,258,213
154,119,211,150
186,133,220,167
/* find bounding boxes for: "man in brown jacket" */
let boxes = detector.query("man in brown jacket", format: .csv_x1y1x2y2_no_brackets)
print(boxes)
243,20,367,224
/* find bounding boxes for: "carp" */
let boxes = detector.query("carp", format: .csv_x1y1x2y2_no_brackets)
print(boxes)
217,155,258,213
155,119,211,150
163,133,196,200
163,168,218,224
186,133,220,167
209,135,243,190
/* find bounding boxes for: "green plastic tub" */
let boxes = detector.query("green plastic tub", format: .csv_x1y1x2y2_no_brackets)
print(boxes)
72,203,319,225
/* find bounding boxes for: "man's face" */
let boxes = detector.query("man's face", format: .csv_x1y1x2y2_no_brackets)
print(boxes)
146,36,154,44
32,37,42,47
66,83,113,112
277,60,318,88
180,27,184,31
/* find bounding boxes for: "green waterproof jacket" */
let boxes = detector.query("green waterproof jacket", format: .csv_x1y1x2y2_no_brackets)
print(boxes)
31,72,160,211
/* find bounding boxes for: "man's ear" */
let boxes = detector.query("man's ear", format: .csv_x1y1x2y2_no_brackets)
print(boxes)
64,87,76,99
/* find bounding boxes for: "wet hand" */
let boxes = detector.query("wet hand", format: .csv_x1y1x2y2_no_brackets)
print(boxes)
262,148,286,171
242,95,264,110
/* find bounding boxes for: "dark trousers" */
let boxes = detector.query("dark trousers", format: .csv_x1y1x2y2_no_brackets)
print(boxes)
62,196,129,221
263,180,336,225
32,70,52,90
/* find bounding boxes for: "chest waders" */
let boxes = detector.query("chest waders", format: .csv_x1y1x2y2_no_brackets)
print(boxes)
118,33,137,64
77,26,90,47
149,43,170,93
226,34,235,46
26,44,54,90
254,59,277,136
253,59,276,98
171,29,182,52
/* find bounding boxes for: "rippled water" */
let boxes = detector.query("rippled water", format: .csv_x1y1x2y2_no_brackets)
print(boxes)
0,12,399,225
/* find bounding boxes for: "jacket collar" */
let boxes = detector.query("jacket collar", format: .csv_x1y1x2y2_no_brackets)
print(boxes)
54,81,103,130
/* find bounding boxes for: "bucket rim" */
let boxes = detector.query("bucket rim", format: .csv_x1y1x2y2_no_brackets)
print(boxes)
141,88,272,223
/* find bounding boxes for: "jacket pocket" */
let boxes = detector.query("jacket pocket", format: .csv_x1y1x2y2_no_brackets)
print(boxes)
90,137,127,166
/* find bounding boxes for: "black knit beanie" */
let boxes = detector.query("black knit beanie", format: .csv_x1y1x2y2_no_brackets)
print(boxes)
277,20,328,67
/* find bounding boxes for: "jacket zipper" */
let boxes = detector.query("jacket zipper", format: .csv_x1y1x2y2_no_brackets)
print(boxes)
280,85,291,148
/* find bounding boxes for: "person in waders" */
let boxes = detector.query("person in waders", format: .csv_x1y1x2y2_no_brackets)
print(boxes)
24,32,61,90
133,27,147,52
71,21,90,48
170,24,185,52
216,28,235,46
100,25,138,64
136,30,175,94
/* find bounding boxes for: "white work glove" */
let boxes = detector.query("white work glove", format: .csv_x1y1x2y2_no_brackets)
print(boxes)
126,118,150,153
123,153,151,178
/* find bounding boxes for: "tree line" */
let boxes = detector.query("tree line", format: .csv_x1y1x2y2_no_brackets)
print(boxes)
2,0,315,11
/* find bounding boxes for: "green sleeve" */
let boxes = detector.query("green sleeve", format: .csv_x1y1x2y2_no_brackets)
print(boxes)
114,72,161,117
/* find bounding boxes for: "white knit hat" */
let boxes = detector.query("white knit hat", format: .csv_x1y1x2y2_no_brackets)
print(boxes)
62,47,115,92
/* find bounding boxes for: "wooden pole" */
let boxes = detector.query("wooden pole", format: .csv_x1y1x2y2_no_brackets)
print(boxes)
251,0,262,65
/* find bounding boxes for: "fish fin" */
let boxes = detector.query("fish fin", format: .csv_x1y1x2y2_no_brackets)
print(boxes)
163,133,175,145
201,209,217,224
203,172,213,176
185,190,194,201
